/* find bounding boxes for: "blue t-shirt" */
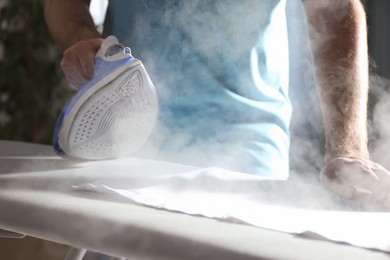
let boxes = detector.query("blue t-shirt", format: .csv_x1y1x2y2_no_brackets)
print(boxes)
103,0,292,179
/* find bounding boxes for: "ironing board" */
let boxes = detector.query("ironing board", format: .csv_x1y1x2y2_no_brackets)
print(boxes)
0,140,389,260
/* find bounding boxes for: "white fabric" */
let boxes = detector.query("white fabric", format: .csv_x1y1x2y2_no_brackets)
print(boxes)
73,167,390,253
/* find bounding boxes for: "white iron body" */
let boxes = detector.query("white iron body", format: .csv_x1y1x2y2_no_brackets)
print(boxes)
53,36,158,159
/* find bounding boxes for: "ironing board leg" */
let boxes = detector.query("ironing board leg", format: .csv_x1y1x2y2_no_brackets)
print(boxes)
64,247,87,260
0,229,25,238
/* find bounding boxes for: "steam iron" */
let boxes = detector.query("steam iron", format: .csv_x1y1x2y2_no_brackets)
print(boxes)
53,36,158,159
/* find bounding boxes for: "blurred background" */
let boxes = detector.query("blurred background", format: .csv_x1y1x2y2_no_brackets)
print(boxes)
0,0,389,259
0,0,108,145
362,0,390,79
0,0,71,144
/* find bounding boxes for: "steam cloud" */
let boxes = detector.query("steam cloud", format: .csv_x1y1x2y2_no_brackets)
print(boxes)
103,0,390,209
124,0,291,175
120,0,389,178
368,75,390,169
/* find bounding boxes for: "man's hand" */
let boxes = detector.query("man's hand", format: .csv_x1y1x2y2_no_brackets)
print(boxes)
61,38,104,89
321,157,390,210
44,0,103,88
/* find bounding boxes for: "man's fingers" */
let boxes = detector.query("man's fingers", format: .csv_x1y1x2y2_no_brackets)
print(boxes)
60,38,104,89
78,53,95,81
61,57,88,88
321,157,390,210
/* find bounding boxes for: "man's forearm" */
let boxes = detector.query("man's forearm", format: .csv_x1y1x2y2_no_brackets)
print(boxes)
44,0,101,51
304,0,369,162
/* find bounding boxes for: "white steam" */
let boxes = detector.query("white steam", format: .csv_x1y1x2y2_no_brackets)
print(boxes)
368,75,390,169
125,1,291,176
82,0,390,210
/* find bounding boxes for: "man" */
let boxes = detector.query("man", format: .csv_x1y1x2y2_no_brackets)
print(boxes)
44,0,390,205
